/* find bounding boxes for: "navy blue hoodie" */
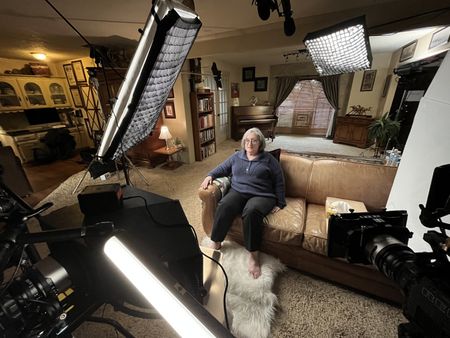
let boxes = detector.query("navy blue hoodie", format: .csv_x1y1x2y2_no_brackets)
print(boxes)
208,150,286,208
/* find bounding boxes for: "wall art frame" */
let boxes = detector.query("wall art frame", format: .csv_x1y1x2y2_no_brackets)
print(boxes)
163,101,176,119
242,67,255,82
360,70,377,92
63,63,77,87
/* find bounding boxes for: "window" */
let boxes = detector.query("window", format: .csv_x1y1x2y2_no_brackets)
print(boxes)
277,80,334,136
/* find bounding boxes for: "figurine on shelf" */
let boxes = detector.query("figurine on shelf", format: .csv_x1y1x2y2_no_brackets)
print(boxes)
347,105,372,116
249,96,258,106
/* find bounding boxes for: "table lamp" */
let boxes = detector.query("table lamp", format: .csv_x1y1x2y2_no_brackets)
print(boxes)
159,126,172,149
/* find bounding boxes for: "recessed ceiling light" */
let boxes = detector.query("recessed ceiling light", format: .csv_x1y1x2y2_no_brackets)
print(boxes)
31,52,47,61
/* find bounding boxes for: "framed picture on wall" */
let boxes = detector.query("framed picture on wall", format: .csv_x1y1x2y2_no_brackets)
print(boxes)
360,70,377,92
399,40,417,62
429,26,450,50
254,77,268,92
71,60,87,83
63,64,77,87
70,87,84,107
242,67,255,82
163,101,176,119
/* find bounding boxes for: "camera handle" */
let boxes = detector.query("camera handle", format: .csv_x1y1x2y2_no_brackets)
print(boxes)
419,203,450,231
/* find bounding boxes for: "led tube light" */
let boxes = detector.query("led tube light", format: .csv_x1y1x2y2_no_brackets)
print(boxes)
104,236,216,338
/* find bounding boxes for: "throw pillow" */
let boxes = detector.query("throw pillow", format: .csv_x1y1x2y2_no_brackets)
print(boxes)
268,148,281,162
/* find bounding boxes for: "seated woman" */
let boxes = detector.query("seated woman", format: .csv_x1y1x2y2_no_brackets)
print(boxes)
200,127,286,278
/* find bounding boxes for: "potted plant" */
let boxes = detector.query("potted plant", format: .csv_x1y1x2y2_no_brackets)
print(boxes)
368,112,401,157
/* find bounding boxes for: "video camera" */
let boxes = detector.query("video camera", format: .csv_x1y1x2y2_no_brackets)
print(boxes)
0,174,209,337
328,164,450,337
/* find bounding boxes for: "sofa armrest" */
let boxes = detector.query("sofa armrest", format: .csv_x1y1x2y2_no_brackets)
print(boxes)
198,183,223,236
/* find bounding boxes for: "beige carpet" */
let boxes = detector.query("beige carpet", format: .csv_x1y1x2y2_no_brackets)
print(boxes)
35,138,405,337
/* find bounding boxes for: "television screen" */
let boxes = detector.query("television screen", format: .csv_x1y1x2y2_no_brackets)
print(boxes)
25,108,61,125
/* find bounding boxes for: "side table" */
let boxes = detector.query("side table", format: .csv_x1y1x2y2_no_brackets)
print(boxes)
153,146,184,170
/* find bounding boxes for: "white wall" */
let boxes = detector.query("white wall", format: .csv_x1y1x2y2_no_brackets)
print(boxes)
240,63,270,106
346,53,393,118
387,51,450,252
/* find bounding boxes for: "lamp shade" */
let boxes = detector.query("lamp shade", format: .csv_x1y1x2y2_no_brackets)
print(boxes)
159,126,172,140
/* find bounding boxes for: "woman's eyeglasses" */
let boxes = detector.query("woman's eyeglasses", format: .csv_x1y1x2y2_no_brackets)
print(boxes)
244,139,260,145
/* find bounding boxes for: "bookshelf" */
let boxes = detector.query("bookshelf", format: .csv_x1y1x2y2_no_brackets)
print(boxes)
190,91,216,161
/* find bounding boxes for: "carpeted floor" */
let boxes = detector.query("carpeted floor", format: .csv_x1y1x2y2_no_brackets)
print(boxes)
34,138,404,337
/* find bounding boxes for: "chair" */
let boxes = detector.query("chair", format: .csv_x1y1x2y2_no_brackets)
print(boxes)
0,146,33,197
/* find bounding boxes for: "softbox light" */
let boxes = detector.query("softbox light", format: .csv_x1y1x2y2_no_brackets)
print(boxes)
303,16,372,76
96,0,201,162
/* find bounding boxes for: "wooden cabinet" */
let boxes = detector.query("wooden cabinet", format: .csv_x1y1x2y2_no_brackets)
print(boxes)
17,78,49,108
0,76,71,111
190,91,216,161
46,78,71,108
0,77,26,111
333,116,374,148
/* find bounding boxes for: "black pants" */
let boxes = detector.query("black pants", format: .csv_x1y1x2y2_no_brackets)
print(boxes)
210,189,276,251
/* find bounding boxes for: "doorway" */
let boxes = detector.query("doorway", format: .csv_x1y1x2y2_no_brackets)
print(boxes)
389,53,445,150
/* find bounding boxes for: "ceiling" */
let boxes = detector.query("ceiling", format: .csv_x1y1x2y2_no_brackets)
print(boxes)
0,0,449,66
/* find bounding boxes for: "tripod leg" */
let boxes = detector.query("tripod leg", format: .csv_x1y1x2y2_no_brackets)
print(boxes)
72,160,95,194
123,155,150,186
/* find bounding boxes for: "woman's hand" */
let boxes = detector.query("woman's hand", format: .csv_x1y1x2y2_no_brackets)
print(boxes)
200,176,213,190
271,206,281,213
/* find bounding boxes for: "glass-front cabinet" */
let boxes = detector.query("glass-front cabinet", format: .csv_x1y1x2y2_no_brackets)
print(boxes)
47,79,70,107
0,76,72,111
17,78,48,108
0,78,25,111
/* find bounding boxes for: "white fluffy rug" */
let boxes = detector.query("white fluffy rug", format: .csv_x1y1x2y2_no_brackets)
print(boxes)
203,239,286,338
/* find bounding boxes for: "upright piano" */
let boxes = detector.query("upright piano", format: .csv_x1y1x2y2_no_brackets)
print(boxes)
231,106,277,141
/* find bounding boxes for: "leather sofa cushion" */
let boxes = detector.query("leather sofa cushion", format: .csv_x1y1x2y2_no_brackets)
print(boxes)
306,159,397,211
303,203,328,255
228,197,306,246
280,153,313,198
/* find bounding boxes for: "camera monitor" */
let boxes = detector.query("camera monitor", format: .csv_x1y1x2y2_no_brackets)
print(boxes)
425,164,450,211
96,0,201,163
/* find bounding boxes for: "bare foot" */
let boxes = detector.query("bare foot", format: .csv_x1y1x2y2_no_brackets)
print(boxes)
208,240,222,250
248,251,261,279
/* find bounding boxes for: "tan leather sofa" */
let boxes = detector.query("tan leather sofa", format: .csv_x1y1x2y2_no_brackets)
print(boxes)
198,152,403,304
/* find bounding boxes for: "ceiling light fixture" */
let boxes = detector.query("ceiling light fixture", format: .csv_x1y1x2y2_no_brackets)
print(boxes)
303,16,372,76
31,52,47,61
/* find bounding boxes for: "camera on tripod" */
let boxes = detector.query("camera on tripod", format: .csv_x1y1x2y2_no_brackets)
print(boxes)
328,164,450,337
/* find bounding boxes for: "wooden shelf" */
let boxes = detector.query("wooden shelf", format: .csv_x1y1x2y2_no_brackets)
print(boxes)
190,91,216,161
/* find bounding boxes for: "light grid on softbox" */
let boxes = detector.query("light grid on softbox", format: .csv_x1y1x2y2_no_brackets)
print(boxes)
95,0,201,163
112,19,198,159
304,16,372,76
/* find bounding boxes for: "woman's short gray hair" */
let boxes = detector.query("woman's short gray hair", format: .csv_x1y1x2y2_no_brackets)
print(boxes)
241,127,266,152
